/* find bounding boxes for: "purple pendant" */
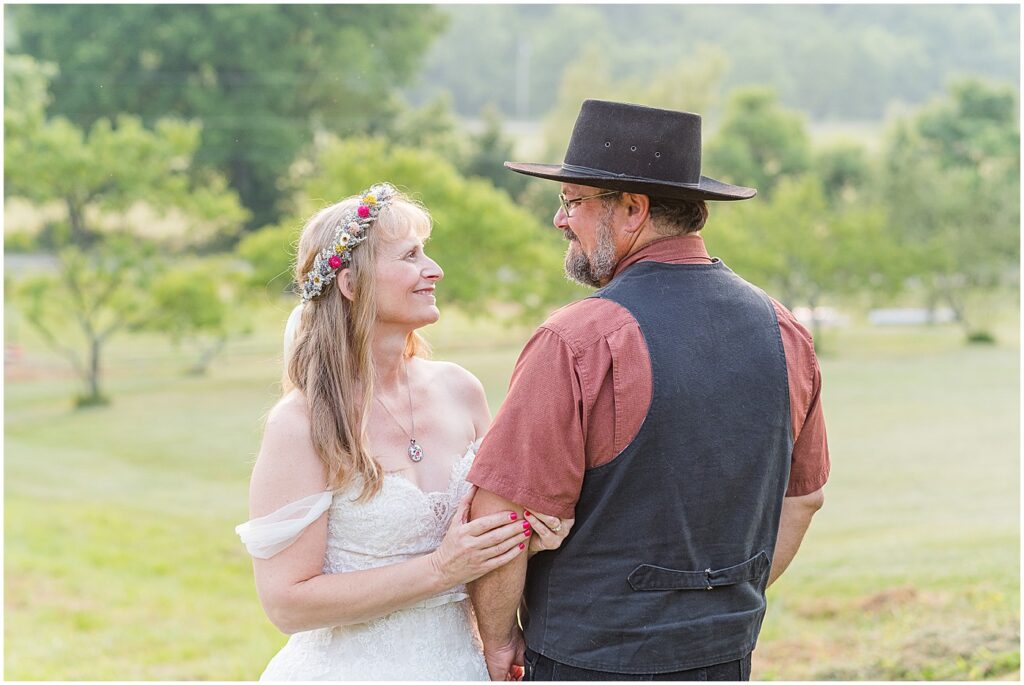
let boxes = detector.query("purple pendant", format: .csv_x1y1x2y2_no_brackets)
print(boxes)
408,439,423,462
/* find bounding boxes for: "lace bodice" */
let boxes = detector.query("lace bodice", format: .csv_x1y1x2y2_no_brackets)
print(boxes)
237,441,488,680
324,444,474,572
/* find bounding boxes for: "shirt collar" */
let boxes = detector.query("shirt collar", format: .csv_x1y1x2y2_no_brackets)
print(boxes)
612,234,713,280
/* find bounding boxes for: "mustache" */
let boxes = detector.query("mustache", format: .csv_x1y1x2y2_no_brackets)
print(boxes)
563,229,578,241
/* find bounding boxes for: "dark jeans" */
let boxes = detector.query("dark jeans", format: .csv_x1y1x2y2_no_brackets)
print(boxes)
524,648,752,681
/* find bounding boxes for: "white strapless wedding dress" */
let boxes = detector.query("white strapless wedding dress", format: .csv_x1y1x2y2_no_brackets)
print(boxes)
237,442,488,681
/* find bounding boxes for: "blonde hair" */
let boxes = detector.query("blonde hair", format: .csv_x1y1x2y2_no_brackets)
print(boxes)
285,188,432,500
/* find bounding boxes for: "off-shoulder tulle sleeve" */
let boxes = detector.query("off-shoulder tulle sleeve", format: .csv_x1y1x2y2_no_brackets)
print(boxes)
235,490,333,559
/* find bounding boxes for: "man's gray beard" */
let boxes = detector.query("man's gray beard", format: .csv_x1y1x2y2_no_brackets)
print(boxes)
564,214,618,288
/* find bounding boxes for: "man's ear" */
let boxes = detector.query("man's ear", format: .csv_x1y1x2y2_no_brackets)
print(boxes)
335,268,355,301
621,193,650,233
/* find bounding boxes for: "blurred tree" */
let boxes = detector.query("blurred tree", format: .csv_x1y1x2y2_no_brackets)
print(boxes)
388,93,467,162
541,44,615,162
462,105,531,200
880,78,1019,340
617,45,729,117
236,219,300,296
3,52,55,137
246,136,581,319
708,175,898,342
5,59,247,405
541,44,728,162
149,261,253,375
414,5,1018,122
412,5,611,120
16,239,159,407
10,4,447,228
704,87,812,197
813,141,872,206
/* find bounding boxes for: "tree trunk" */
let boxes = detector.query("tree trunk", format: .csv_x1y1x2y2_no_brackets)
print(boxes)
186,336,227,376
942,288,970,334
66,197,88,246
78,334,107,407
808,292,822,349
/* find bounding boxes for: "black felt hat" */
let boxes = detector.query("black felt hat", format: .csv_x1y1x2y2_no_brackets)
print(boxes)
506,99,756,201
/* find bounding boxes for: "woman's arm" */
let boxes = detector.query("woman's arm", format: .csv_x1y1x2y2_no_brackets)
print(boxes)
248,393,525,634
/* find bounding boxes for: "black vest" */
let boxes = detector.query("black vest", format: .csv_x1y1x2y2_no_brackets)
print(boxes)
522,260,793,674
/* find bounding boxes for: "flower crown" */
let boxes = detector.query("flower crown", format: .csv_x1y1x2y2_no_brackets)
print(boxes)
301,183,398,302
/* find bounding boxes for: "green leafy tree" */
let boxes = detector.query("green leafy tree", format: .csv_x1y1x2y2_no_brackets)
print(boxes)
462,105,531,200
236,220,300,296
814,141,872,207
542,44,728,162
880,78,1019,340
5,61,247,404
709,175,898,342
10,4,447,227
416,6,1018,122
248,136,580,319
704,87,812,197
149,261,253,376
16,239,159,406
388,93,467,163
3,52,55,137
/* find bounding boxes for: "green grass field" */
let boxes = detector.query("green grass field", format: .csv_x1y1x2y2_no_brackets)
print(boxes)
4,302,1019,680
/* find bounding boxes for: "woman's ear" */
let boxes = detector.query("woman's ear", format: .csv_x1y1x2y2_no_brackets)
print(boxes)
335,268,355,301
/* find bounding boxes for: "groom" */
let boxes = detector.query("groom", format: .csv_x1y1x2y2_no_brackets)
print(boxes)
467,100,829,681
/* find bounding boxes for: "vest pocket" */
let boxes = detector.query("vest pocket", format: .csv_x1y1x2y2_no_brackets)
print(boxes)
627,551,770,591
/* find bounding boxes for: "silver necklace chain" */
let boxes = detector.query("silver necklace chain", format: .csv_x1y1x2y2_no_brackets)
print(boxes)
375,362,424,462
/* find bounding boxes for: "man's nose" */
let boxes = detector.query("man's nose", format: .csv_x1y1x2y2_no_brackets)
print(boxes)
553,205,570,230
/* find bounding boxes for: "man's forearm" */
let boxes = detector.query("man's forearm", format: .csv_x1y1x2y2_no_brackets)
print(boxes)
768,488,824,587
468,489,528,647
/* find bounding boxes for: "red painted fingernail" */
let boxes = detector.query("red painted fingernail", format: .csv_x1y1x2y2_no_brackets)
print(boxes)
523,521,530,529
509,512,517,521
524,530,532,537
524,510,531,517
519,543,525,550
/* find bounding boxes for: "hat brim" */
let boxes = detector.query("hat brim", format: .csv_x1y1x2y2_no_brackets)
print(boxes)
504,162,756,201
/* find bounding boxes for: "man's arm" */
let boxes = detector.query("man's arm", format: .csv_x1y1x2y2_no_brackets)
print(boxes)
469,487,528,680
768,487,824,587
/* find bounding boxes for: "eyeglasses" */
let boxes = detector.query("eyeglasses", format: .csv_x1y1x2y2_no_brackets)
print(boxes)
558,190,619,216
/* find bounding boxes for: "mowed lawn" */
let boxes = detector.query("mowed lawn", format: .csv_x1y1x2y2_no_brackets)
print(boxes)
4,304,1019,680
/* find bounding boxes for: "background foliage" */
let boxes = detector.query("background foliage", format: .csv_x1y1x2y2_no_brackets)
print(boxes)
9,4,446,227
412,5,1019,121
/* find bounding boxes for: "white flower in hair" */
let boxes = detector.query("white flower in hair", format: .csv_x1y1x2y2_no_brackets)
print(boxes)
300,183,397,303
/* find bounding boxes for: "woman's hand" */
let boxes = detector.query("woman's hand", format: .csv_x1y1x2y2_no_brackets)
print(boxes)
430,486,528,587
524,510,574,557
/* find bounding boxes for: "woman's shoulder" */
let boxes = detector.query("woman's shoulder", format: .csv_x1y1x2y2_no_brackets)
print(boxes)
252,390,326,517
264,390,318,444
415,358,486,401
268,389,310,425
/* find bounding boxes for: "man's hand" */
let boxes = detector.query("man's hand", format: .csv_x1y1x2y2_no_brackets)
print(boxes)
483,629,525,681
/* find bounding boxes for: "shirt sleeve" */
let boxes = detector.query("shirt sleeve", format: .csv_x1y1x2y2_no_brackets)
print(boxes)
786,352,830,496
772,299,830,497
466,327,585,520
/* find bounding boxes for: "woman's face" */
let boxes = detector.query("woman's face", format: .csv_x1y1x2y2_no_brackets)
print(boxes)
373,223,443,329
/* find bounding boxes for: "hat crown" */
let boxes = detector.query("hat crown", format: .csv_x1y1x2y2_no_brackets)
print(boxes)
563,100,703,186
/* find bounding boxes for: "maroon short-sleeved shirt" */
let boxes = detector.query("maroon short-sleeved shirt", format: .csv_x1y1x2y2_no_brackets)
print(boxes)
467,234,830,519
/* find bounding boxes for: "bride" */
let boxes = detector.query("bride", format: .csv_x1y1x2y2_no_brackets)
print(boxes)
236,183,572,680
